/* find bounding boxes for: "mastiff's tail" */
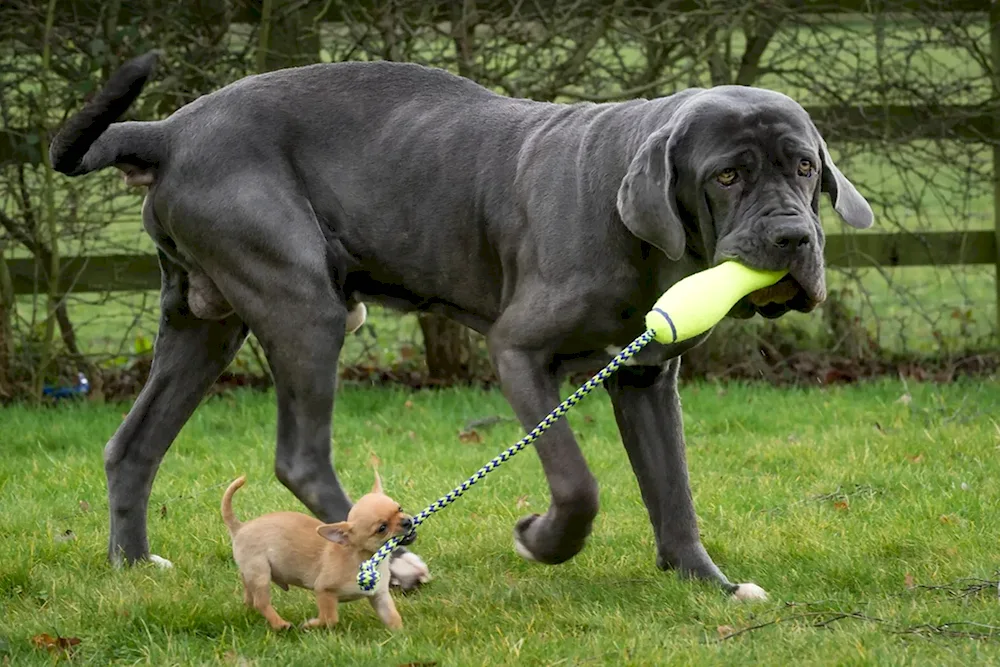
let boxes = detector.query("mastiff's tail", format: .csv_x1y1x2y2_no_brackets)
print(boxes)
49,50,166,177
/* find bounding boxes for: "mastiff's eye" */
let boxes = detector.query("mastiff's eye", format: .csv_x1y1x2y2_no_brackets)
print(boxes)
797,159,814,177
716,168,739,186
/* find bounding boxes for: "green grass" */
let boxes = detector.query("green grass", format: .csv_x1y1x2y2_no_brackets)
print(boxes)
3,379,1000,665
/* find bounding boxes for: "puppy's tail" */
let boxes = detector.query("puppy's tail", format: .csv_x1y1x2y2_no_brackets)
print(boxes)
49,50,167,177
221,476,247,536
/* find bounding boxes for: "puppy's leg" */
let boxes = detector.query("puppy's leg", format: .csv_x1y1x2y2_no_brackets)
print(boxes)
243,567,291,631
241,574,253,607
369,591,403,630
303,590,339,629
605,359,767,601
488,326,599,565
105,251,248,566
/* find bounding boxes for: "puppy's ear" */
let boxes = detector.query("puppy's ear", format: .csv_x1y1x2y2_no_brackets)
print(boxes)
816,132,874,229
617,124,686,261
317,521,353,546
371,470,383,495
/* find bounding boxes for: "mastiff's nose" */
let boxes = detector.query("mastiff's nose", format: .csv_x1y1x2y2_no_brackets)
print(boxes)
767,221,812,252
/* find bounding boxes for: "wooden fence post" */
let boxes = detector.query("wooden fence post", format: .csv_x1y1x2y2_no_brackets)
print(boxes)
992,0,1000,338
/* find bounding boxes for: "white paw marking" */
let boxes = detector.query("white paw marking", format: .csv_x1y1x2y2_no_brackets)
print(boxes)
604,345,639,366
346,302,367,334
513,534,538,562
149,554,174,569
389,552,431,587
731,582,768,601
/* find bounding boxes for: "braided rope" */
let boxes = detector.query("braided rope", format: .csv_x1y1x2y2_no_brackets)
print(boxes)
357,328,657,591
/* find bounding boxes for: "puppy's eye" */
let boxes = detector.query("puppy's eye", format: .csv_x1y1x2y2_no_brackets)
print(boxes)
716,169,739,186
797,159,814,177
377,523,387,534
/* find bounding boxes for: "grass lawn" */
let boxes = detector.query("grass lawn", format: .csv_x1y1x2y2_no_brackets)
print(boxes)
2,379,1000,665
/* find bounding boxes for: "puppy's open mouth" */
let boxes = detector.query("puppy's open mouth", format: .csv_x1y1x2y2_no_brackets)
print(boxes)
398,529,417,546
742,273,820,319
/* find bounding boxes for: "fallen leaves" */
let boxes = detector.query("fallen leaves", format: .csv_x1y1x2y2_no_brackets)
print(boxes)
833,500,849,511
515,495,530,510
458,429,482,444
907,453,924,464
78,500,90,513
904,573,916,589
716,625,736,639
31,633,80,656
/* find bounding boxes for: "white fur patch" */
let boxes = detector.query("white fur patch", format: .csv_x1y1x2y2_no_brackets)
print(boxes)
513,534,538,562
149,554,174,569
346,302,367,334
731,582,768,601
389,551,431,587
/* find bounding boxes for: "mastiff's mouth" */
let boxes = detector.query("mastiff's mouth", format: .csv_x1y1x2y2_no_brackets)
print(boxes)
729,270,824,320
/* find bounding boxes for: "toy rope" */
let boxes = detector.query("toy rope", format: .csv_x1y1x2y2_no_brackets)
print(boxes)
358,328,657,591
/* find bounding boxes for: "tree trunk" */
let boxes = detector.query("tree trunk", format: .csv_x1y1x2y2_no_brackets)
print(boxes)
418,312,473,382
0,254,14,399
258,0,321,72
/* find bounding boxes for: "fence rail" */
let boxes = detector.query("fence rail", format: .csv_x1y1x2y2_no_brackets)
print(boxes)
6,231,995,295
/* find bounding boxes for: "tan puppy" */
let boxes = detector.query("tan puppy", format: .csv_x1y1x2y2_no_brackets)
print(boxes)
221,472,412,631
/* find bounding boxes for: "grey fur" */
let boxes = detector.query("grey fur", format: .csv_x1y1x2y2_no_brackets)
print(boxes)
51,51,872,594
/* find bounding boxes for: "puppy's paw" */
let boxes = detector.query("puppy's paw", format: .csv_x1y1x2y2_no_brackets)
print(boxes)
731,582,768,602
302,618,335,630
389,552,431,591
148,554,174,569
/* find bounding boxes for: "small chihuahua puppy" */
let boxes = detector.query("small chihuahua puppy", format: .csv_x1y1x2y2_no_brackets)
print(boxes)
221,472,413,631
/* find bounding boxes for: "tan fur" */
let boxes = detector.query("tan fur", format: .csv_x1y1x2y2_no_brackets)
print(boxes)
221,471,411,631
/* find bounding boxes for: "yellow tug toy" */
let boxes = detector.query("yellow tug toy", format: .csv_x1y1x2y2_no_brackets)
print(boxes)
645,261,788,344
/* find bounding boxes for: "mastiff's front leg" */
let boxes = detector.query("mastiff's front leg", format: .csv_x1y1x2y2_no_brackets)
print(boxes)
605,358,767,601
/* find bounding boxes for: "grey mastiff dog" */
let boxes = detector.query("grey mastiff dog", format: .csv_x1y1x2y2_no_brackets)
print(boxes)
50,51,873,597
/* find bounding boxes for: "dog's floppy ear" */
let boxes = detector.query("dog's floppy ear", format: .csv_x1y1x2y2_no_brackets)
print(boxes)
617,124,686,261
371,470,383,495
816,133,874,229
317,521,353,546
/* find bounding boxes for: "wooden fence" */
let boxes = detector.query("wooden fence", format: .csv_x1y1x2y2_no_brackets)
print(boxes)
4,0,1000,332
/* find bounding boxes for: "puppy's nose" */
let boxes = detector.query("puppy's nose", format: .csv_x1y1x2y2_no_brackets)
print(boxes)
400,516,413,531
